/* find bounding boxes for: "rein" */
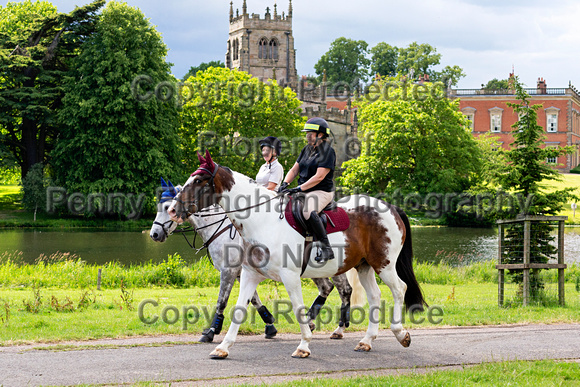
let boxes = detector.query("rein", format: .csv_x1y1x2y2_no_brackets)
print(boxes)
192,194,285,218
173,215,237,255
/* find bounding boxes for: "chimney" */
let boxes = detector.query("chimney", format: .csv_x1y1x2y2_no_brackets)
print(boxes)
537,77,547,94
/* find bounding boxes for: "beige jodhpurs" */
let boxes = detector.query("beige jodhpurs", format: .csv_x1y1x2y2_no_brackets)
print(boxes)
302,190,335,220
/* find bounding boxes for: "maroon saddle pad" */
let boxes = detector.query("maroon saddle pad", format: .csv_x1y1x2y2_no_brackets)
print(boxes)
284,197,350,237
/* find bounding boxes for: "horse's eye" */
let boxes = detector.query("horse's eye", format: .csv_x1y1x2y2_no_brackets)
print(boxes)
193,178,201,184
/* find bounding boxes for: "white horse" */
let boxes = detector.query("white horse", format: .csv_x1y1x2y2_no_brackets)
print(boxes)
151,178,356,342
168,151,426,359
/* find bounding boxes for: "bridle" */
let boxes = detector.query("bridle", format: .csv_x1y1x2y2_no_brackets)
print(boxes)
153,218,175,238
175,163,286,219
173,162,220,218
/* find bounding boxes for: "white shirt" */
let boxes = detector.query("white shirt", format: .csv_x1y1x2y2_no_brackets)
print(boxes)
255,159,284,190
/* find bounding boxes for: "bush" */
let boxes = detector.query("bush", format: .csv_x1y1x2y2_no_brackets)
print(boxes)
0,166,20,185
570,165,580,174
149,254,186,287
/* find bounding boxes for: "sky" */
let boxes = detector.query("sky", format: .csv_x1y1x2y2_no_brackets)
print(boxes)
12,0,580,89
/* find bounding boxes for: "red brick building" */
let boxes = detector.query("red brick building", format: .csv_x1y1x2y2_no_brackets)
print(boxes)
451,78,580,172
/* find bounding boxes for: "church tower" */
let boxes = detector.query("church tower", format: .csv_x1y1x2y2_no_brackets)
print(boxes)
226,1,298,89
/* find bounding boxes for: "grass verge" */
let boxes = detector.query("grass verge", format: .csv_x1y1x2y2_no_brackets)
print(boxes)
229,360,580,387
1,279,580,344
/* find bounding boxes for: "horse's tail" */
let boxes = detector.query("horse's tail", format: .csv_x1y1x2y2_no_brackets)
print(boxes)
394,206,428,312
346,268,366,307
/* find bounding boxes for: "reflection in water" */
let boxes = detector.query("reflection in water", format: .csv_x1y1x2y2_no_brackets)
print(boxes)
0,227,579,266
413,227,580,265
412,227,498,265
0,229,206,265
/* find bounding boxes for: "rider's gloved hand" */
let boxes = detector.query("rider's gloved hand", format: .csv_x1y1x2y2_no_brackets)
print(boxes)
285,186,301,195
277,182,289,193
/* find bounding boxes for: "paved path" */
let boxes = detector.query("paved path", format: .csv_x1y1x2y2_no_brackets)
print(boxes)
2,324,580,386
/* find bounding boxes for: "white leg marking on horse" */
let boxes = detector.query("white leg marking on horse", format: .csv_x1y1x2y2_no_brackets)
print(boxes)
210,270,262,359
378,265,410,347
354,264,381,352
279,270,312,358
330,325,345,340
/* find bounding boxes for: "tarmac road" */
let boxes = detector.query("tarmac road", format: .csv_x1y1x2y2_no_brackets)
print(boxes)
1,324,580,386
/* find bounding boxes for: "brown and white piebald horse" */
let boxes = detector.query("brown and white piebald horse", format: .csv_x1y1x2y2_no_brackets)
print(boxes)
168,150,427,359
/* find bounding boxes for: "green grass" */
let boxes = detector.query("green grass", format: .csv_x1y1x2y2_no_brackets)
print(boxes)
542,173,580,224
1,272,580,344
4,252,579,289
229,360,580,387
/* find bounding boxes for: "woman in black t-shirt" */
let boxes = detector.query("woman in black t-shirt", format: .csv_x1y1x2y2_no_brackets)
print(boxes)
279,117,336,262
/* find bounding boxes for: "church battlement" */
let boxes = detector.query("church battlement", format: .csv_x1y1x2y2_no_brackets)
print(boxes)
229,1,292,25
226,1,297,89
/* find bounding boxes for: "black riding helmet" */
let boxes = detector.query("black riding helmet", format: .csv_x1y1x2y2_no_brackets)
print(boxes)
259,136,282,157
302,117,331,138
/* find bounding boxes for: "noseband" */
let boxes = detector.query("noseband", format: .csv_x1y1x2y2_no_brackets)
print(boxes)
153,219,174,237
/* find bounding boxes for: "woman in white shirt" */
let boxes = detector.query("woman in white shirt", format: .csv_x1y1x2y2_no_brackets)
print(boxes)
255,136,284,191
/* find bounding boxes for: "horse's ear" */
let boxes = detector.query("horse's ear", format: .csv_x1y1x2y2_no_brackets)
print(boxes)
197,151,205,164
168,180,177,196
205,149,214,167
161,177,168,189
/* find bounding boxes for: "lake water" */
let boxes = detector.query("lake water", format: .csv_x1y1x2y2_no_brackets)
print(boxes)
0,226,578,266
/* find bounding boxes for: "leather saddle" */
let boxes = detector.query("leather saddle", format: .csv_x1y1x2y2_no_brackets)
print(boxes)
284,196,350,241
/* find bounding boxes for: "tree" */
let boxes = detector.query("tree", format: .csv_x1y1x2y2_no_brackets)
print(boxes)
480,78,577,300
369,41,465,86
0,0,105,180
483,78,510,90
51,1,181,218
369,42,398,78
432,65,466,87
180,67,304,177
314,37,370,86
21,163,47,221
182,60,224,81
339,76,481,196
396,42,441,78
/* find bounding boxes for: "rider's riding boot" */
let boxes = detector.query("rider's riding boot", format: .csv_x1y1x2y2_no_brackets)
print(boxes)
307,211,335,262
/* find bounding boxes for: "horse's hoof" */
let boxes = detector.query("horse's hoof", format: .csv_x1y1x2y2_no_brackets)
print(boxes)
199,334,213,343
354,342,372,352
308,322,315,332
264,324,277,339
199,328,215,343
400,332,411,348
291,348,310,358
330,332,343,340
209,348,228,359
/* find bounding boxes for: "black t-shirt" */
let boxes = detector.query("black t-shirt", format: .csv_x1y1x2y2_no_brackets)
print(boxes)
296,140,335,192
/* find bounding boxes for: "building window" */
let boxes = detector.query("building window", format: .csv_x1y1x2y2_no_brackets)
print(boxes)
233,39,239,61
547,114,557,132
489,107,503,133
466,114,474,131
547,114,558,132
461,107,476,132
545,107,560,133
547,156,557,164
269,39,278,60
491,114,501,132
258,38,268,59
